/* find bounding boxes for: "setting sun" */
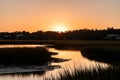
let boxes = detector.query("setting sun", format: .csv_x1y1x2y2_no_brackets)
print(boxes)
52,24,67,32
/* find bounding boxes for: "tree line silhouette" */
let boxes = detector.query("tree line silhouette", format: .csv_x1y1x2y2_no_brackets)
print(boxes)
0,28,120,40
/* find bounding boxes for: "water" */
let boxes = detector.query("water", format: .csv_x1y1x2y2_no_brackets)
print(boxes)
0,45,110,80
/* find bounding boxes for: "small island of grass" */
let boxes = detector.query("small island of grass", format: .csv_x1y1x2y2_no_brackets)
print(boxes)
0,47,56,65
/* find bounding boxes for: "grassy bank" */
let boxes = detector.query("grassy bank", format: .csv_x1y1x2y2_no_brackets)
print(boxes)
0,40,120,46
0,47,55,65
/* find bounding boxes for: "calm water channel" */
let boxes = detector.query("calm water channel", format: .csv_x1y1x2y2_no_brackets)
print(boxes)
0,45,110,80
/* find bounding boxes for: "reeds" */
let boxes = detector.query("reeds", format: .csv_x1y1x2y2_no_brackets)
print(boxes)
49,66,120,80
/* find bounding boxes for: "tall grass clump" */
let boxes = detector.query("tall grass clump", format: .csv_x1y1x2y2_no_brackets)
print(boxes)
55,66,120,80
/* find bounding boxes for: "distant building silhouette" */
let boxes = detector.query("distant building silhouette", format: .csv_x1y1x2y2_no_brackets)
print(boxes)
16,33,24,39
105,34,120,40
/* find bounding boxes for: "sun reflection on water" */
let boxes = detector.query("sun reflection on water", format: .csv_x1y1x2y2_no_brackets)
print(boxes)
0,45,110,80
41,48,109,79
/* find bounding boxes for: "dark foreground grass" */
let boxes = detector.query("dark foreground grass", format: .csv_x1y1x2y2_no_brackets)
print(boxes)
60,67,120,80
46,66,120,80
0,47,55,65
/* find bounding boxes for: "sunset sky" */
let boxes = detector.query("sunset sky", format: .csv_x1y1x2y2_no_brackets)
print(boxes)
0,0,120,32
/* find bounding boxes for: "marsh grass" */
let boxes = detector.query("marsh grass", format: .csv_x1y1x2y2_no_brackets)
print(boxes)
0,47,54,65
46,66,120,80
80,46,120,65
